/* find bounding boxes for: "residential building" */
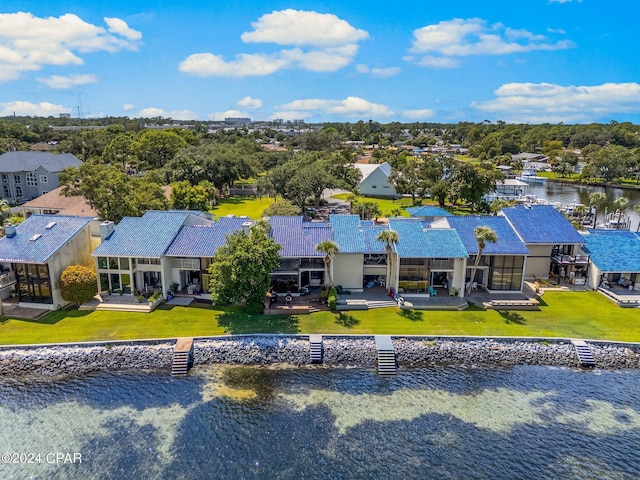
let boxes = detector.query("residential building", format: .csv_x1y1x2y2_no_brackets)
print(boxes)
405,205,453,225
351,162,397,197
269,216,333,292
501,205,586,283
0,214,94,309
433,215,530,292
580,230,640,290
0,151,82,204
19,186,99,218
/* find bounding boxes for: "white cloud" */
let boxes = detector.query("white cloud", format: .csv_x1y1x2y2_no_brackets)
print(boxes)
180,9,367,77
241,9,368,47
236,96,262,109
138,107,198,120
549,0,581,3
0,100,68,117
275,96,394,119
408,18,573,68
37,73,98,89
122,103,135,111
355,64,401,78
471,82,640,123
402,109,437,120
104,17,142,41
0,12,141,82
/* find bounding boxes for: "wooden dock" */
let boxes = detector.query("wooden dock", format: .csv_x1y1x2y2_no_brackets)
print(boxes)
375,335,397,376
571,340,595,367
172,338,194,376
309,335,323,364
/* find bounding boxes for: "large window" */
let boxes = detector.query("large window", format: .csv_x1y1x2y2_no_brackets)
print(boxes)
15,186,22,198
39,175,48,184
399,258,429,281
14,263,53,304
488,256,524,291
13,175,20,184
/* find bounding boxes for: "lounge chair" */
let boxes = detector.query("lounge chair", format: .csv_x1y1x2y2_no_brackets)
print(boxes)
429,286,437,296
449,287,457,296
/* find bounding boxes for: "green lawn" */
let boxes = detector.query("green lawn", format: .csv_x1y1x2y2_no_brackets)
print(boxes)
0,291,638,345
331,193,414,216
211,196,274,219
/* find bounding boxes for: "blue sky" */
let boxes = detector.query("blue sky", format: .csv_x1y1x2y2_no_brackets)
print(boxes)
1,0,638,124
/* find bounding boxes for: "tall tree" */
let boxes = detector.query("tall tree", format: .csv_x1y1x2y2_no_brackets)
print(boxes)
60,265,98,306
634,204,640,232
588,192,607,228
377,229,399,293
208,223,280,313
316,241,339,287
133,129,187,170
467,226,497,295
613,196,629,229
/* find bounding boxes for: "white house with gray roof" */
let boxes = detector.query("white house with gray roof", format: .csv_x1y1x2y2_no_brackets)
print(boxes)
352,162,397,197
0,151,82,204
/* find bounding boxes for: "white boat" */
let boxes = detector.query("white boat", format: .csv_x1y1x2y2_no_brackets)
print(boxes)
516,169,547,184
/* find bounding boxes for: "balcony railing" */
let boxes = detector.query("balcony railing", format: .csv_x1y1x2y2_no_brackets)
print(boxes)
0,271,16,288
552,254,589,264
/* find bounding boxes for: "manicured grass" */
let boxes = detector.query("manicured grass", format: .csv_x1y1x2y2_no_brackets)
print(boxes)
211,196,274,219
0,291,638,345
331,194,414,216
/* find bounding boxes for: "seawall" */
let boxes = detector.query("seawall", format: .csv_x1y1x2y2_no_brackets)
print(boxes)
1,336,640,377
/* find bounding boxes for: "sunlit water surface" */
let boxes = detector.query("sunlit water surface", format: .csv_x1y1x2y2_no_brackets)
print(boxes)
1,365,639,479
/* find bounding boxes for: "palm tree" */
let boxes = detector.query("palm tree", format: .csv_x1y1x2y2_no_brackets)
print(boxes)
588,192,607,228
573,204,587,229
634,204,640,232
467,226,498,295
377,229,400,292
614,196,629,229
316,240,339,288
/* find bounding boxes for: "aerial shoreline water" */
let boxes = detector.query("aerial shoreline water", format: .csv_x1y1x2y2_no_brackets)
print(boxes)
1,335,640,377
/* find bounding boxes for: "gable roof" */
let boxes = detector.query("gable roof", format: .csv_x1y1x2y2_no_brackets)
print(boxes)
92,211,193,258
0,151,82,173
442,216,530,255
388,218,468,258
166,217,247,257
351,161,392,181
269,216,332,257
330,215,389,254
20,186,99,217
501,205,584,245
581,230,640,273
0,214,92,263
406,205,453,218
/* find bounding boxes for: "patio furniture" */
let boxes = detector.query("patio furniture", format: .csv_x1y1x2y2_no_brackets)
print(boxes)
472,282,478,290
449,287,457,296
429,286,437,296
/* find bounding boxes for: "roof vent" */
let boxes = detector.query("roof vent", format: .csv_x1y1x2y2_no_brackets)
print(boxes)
45,221,57,229
29,233,42,242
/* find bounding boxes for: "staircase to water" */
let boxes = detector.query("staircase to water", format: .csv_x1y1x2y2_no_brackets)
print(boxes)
309,335,323,364
571,340,595,367
172,338,194,376
375,335,397,376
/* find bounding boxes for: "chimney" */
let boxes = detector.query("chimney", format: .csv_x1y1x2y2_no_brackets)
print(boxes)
99,220,115,241
4,224,16,238
242,221,253,235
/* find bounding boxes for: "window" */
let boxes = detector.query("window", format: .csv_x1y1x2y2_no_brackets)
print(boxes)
26,173,37,186
3,186,8,197
98,257,108,269
1,174,6,182
119,258,130,270
13,175,20,184
39,175,48,184
15,186,22,198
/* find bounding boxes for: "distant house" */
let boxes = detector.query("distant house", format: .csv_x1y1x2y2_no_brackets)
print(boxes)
19,186,98,218
0,151,82,204
405,205,453,225
351,162,397,197
0,214,94,309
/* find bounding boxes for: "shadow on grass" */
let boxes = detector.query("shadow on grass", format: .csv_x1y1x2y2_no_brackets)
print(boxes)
335,312,360,328
400,309,424,322
2,307,92,326
498,310,527,325
536,297,548,307
216,311,300,334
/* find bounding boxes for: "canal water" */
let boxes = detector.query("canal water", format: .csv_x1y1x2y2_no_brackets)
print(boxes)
526,181,640,230
1,365,639,479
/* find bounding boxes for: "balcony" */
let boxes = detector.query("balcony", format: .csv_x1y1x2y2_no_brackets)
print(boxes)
0,271,16,288
552,254,589,265
364,254,386,266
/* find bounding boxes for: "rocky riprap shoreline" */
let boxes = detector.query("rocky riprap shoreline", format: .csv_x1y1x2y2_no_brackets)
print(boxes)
1,337,640,377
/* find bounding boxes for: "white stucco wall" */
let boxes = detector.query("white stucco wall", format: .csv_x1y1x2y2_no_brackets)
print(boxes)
333,254,363,290
524,244,553,279
359,169,396,197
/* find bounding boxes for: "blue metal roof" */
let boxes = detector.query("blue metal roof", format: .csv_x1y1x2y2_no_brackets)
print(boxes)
270,216,332,257
406,205,453,218
93,211,192,258
444,216,530,255
581,230,640,272
166,217,247,257
387,218,429,257
0,214,93,263
330,215,365,253
502,205,584,245
422,229,468,258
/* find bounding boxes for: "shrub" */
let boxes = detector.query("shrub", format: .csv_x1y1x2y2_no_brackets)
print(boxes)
327,286,338,310
59,265,97,306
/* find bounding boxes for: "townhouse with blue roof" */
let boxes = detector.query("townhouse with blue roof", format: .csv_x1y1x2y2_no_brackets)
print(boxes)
432,215,530,292
269,216,332,293
405,205,453,226
92,210,214,299
388,218,468,295
0,214,94,309
580,230,640,292
501,205,587,283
